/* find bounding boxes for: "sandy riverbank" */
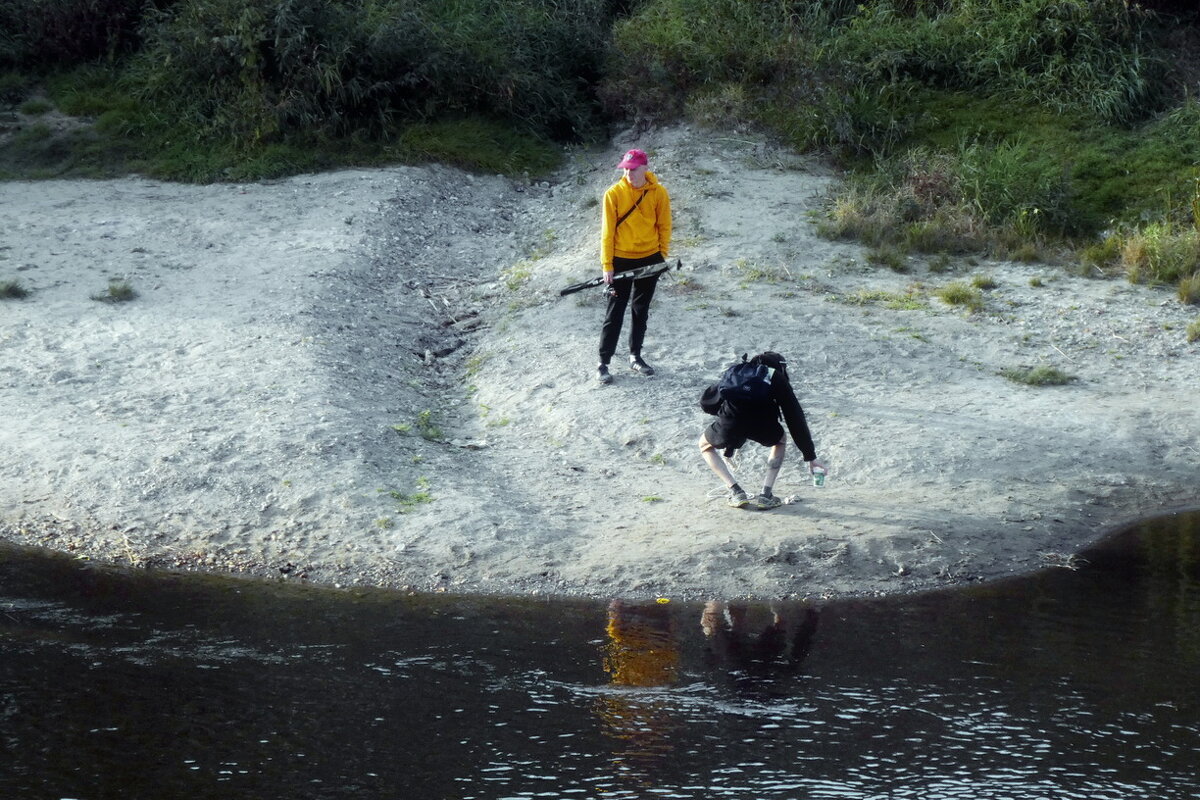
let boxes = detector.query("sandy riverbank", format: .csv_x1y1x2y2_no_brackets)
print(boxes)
2,124,1198,600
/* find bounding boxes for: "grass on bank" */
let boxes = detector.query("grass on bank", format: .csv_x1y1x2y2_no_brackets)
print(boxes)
0,66,565,180
609,0,1200,305
934,282,984,312
1,0,613,181
1,279,29,299
91,278,137,303
5,0,1200,318
1000,365,1077,386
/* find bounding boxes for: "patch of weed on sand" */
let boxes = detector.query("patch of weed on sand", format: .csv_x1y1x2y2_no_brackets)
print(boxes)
1000,365,1076,386
91,278,136,303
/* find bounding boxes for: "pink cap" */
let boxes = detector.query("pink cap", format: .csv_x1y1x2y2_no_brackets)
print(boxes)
617,149,648,169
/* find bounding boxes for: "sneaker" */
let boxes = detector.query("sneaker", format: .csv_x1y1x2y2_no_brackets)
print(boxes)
596,364,613,384
727,488,750,509
629,355,655,375
753,493,783,511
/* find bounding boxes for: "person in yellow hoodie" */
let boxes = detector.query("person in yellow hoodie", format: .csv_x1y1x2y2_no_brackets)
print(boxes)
596,148,672,384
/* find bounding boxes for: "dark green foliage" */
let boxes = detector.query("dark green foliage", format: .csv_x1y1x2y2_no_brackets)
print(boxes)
608,0,1172,157
0,0,148,68
391,118,561,176
0,71,30,105
128,0,610,146
832,0,1168,125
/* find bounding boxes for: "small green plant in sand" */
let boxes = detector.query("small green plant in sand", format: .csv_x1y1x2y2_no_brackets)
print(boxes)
935,282,983,312
1029,276,1045,287
527,229,557,260
502,260,533,291
91,278,137,303
641,495,663,503
665,274,704,295
970,274,998,290
375,517,395,529
1187,317,1200,343
464,352,490,378
1000,365,1076,386
837,287,927,310
383,477,433,513
1,279,29,299
732,257,790,285
415,410,442,441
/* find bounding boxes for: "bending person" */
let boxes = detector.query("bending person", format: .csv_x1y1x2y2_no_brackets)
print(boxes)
699,351,825,509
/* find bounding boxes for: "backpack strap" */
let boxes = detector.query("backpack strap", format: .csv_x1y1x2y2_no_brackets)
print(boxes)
613,190,648,232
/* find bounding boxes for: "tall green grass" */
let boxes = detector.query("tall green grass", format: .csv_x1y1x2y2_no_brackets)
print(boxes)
611,0,1197,251
2,0,618,180
608,0,1171,155
126,0,609,145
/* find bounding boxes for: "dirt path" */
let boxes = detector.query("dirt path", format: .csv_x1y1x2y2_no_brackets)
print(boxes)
2,124,1198,600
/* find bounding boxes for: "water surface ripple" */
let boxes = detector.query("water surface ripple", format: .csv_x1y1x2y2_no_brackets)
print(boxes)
1,512,1197,799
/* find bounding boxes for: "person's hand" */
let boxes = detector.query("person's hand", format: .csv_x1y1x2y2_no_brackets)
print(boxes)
807,459,826,473
602,271,614,285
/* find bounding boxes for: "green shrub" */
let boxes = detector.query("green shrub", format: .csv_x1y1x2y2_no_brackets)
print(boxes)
1188,317,1200,343
832,0,1167,125
1000,365,1076,386
1079,232,1124,272
130,0,610,146
1120,223,1200,285
0,0,146,69
952,136,1074,236
1179,272,1200,305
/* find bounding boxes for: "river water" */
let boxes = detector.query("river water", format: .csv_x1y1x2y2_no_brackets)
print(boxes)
2,511,1198,800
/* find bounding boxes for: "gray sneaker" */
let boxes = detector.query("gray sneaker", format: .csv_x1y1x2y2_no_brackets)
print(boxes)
597,364,613,384
753,493,783,510
727,488,750,509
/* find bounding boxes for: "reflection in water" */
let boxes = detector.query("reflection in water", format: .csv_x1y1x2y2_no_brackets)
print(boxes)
700,601,819,681
1,510,1199,799
595,600,680,793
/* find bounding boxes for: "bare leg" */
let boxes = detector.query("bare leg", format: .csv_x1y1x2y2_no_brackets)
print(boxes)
762,438,786,493
699,433,737,487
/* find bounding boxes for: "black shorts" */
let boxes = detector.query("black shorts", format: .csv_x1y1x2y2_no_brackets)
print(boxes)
704,415,785,451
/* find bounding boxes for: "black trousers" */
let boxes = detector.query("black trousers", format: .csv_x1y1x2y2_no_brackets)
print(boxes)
598,253,664,364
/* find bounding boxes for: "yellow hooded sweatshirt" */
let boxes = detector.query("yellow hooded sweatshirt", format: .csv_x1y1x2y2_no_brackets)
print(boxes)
600,171,671,274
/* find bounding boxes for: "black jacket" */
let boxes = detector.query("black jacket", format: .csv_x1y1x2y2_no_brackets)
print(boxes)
700,352,817,461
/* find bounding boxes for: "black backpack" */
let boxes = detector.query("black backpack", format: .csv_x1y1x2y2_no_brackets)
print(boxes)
717,353,774,404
